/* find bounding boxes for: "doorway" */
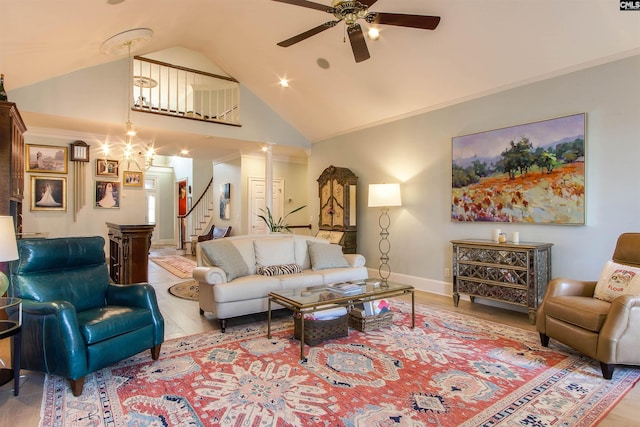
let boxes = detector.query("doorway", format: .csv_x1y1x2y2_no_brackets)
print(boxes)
249,177,284,234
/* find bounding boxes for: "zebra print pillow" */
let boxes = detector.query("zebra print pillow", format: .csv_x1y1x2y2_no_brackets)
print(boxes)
257,263,303,276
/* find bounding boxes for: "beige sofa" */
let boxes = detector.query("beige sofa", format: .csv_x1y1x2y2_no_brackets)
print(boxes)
193,234,368,331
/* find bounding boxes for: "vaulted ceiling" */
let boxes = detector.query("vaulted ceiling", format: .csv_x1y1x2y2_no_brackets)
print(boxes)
2,0,639,159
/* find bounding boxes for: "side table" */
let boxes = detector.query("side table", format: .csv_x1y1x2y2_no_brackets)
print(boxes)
0,297,22,396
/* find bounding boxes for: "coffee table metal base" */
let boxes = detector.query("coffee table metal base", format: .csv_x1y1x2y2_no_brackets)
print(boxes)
268,283,414,360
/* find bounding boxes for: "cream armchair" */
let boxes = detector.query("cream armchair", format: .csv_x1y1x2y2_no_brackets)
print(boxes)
536,232,640,379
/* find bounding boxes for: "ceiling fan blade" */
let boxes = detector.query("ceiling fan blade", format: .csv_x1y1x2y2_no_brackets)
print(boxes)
358,0,379,7
272,0,332,12
372,13,441,30
277,21,340,47
348,24,370,63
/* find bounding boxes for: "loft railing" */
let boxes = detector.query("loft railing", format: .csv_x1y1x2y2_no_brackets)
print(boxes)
131,56,241,127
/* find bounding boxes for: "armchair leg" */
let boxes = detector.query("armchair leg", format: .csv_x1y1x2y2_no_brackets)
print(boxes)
600,362,614,380
220,319,227,333
539,332,550,347
69,377,85,396
151,344,162,360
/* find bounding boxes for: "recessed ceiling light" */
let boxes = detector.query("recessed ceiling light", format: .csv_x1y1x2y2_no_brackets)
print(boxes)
180,149,189,156
280,78,289,88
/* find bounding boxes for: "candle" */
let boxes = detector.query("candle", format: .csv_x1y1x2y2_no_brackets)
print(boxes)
512,232,520,243
493,229,501,242
498,232,507,243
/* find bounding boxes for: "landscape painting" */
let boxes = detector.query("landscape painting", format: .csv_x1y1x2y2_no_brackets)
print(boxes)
451,113,585,224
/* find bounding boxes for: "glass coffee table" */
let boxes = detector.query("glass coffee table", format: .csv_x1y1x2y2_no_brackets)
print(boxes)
268,281,414,359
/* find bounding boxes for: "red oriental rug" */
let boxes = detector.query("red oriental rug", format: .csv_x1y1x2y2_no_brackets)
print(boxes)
150,255,197,279
39,300,639,426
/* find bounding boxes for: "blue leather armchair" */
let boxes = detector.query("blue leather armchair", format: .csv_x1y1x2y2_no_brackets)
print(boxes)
9,236,164,396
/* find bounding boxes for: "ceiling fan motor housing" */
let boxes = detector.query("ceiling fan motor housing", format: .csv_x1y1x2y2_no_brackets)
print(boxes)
331,1,370,25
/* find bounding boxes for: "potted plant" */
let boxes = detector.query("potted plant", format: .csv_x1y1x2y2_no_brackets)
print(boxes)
258,205,306,233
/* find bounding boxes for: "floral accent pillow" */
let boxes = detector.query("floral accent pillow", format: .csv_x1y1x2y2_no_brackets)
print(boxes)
593,260,640,302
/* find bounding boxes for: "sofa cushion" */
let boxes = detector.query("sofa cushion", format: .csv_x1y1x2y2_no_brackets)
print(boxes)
201,239,250,281
307,241,350,270
594,260,640,302
321,266,368,285
294,235,329,269
279,271,325,289
213,275,281,302
77,306,153,344
254,238,296,266
257,263,302,276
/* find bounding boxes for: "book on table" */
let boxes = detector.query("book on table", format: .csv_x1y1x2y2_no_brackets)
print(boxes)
327,281,364,295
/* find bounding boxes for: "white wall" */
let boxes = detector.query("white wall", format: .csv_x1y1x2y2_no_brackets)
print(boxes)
310,55,640,295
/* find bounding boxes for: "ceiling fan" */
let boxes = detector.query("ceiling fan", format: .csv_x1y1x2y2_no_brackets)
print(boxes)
273,0,441,63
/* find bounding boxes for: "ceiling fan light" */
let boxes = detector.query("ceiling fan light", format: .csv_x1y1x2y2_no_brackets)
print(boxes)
368,27,380,40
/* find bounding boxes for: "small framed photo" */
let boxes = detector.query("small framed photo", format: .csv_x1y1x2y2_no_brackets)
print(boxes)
26,144,68,174
95,180,120,208
96,159,119,177
123,171,143,187
31,176,67,211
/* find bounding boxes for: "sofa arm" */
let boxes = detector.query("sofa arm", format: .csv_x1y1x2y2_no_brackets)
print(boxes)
193,266,227,285
597,294,640,363
344,254,366,268
107,283,165,346
20,300,88,379
544,278,597,298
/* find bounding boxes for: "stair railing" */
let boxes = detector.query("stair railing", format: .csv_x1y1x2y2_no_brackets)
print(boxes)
177,177,214,250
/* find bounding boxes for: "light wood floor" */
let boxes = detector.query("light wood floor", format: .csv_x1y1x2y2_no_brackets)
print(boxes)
1,250,638,426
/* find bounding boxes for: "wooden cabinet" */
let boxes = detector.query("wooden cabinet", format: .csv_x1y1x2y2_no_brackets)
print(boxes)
451,239,552,324
0,101,26,234
317,165,358,253
106,223,155,284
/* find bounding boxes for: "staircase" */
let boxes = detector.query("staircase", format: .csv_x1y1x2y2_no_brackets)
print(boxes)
178,177,214,254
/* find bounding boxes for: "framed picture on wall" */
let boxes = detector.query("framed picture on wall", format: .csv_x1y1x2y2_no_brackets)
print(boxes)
95,180,120,208
96,159,119,177
177,179,188,216
220,183,231,219
26,144,68,174
123,171,143,187
451,113,586,225
30,176,67,211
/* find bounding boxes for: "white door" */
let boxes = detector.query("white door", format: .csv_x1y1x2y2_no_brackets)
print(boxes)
249,177,284,234
145,175,159,243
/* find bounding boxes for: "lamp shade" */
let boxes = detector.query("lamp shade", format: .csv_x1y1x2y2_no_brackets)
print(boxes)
368,183,402,207
0,216,18,262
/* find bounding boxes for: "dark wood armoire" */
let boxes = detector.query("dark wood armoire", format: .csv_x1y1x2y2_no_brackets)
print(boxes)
317,165,358,253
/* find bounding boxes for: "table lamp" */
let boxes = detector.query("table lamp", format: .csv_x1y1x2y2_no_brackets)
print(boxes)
368,183,402,285
0,216,19,296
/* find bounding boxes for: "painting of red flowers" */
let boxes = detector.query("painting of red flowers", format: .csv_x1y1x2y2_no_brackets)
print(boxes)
451,113,585,224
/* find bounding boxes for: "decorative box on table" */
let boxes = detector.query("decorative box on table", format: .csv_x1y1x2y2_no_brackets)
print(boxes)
348,310,394,332
293,313,348,346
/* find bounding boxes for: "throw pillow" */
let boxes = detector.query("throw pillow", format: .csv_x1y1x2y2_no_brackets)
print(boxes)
307,241,350,271
257,263,303,276
593,260,640,302
200,240,249,281
254,238,296,266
